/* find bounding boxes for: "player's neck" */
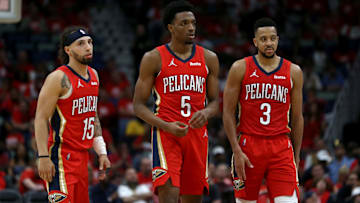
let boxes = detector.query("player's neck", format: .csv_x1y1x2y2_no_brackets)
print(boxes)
68,60,88,78
168,41,193,55
255,54,280,70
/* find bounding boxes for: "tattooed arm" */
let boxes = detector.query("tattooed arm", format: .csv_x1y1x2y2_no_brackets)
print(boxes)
34,71,71,182
91,68,111,179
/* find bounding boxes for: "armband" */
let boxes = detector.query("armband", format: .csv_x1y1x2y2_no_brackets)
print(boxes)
93,136,107,155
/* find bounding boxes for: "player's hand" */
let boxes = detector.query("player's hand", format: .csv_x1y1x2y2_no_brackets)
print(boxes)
37,157,55,182
166,121,188,137
233,151,253,182
98,154,111,181
189,110,207,128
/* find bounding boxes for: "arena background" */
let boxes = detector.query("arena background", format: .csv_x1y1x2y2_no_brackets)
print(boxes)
0,0,359,202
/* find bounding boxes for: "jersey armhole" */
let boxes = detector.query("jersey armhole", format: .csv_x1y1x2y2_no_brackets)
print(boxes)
59,84,72,100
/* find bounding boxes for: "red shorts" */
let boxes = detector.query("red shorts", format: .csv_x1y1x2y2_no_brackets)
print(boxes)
46,143,89,203
152,126,209,195
232,134,299,200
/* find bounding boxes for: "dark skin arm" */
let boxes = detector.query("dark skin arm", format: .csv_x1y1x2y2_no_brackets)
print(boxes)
189,48,219,128
222,59,253,182
133,49,189,137
289,64,304,168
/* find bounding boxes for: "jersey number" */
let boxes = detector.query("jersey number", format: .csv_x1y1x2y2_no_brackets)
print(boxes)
260,103,271,125
181,96,191,117
82,117,95,140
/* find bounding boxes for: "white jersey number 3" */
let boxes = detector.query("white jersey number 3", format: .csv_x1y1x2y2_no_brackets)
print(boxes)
260,103,271,125
181,96,191,117
82,117,95,140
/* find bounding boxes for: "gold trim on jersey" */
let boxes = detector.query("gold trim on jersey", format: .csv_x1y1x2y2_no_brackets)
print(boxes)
153,88,161,116
56,105,68,194
289,140,299,183
46,131,56,193
205,133,209,180
157,128,167,169
287,104,291,131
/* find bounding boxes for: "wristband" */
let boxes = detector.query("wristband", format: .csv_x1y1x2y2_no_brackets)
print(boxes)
93,136,107,155
38,155,49,158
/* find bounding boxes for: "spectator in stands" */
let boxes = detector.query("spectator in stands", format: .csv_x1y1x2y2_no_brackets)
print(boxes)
213,163,234,202
18,161,45,194
137,157,152,185
329,143,356,184
334,172,359,203
110,167,152,203
90,172,121,203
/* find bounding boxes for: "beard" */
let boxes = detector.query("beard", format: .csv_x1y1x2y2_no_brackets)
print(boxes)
72,51,92,65
259,48,275,59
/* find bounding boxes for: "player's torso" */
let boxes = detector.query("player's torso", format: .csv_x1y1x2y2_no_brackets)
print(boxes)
154,44,208,123
237,56,292,136
49,65,99,150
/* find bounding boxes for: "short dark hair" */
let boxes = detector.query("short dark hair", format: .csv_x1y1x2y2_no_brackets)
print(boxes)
163,0,195,30
253,17,277,35
58,26,89,64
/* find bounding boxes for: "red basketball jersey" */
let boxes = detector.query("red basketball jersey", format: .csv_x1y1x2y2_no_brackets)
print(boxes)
154,44,208,123
48,65,99,150
237,56,292,136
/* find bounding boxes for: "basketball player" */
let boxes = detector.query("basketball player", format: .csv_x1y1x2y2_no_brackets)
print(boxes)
222,18,304,203
34,26,111,203
133,1,219,203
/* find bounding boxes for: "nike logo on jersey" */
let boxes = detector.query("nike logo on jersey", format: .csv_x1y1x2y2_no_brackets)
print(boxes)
91,81,98,86
274,75,286,79
77,79,84,88
168,58,177,67
190,62,201,66
250,70,259,78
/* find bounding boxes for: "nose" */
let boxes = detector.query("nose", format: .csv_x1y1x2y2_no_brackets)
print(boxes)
188,23,195,32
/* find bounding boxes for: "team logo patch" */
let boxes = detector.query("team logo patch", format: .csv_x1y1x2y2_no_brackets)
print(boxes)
48,191,67,203
233,179,245,191
152,168,167,182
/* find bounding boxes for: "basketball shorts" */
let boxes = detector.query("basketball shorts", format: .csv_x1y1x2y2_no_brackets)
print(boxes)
151,126,209,195
46,144,89,203
231,134,299,201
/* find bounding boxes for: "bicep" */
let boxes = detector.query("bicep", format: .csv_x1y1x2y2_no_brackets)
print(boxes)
291,65,304,118
133,52,159,104
205,52,220,101
36,72,63,120
223,62,244,113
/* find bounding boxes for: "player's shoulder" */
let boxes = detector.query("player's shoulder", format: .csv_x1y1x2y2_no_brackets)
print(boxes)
143,48,161,62
230,58,247,72
46,68,66,82
289,62,302,75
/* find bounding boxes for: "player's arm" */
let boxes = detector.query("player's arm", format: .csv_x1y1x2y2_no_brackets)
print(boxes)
92,68,111,179
133,49,188,137
290,64,304,168
34,70,69,182
189,49,219,128
222,59,253,182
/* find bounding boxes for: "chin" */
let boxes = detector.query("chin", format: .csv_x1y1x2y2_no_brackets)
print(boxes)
185,40,193,45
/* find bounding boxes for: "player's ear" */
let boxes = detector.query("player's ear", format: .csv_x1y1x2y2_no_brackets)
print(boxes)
64,46,70,55
168,24,174,34
253,38,257,48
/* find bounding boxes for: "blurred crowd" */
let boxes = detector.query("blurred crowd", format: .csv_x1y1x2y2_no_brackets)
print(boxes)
0,0,360,202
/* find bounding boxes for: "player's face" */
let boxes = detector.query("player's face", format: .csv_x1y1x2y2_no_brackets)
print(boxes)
169,11,196,44
68,36,93,65
253,26,278,59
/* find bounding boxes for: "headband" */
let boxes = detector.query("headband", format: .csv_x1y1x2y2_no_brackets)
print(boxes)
64,29,91,46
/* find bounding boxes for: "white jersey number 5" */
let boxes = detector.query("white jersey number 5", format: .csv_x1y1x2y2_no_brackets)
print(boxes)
181,96,191,117
260,103,271,125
